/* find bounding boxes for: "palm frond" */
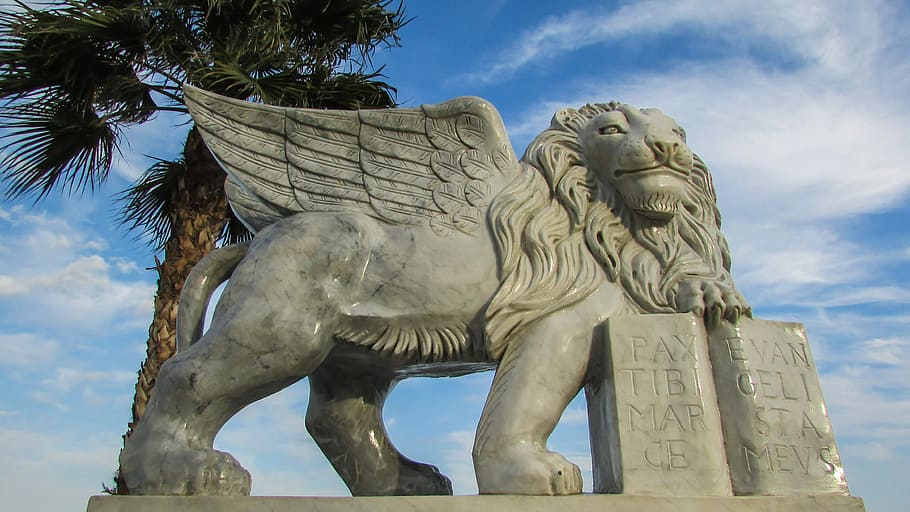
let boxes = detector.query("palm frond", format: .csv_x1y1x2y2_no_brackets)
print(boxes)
0,100,118,198
0,2,149,107
308,69,396,109
117,155,252,248
0,0,159,198
2,0,406,204
116,156,184,249
221,208,253,245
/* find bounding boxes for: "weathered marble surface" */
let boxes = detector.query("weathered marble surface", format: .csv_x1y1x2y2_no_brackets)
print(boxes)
120,86,749,496
86,495,867,512
587,314,731,495
708,319,850,495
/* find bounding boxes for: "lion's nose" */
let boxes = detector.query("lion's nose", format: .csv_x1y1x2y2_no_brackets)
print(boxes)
649,139,680,163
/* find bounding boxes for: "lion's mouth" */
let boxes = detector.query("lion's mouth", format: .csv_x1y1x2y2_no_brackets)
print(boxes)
613,164,691,179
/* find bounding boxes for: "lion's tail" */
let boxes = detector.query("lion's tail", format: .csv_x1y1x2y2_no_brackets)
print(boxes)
176,241,251,351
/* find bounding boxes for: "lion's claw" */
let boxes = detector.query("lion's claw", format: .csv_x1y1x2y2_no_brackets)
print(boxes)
721,290,741,323
707,304,723,328
676,279,748,328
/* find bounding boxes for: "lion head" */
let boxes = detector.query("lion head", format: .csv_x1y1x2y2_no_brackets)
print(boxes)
484,102,743,359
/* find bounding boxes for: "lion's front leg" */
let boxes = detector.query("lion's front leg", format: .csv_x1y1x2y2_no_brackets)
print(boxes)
473,316,595,495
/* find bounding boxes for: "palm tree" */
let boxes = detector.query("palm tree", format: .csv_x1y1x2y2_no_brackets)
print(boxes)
0,0,406,492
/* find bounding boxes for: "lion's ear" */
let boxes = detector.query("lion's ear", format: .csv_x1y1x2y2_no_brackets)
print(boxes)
552,108,581,132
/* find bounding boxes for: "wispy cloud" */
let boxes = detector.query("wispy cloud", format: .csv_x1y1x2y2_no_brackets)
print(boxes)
0,205,154,334
441,429,478,495
110,110,189,185
858,337,910,366
823,364,910,458
462,0,902,85
0,203,152,442
0,427,123,510
560,406,588,425
0,333,60,368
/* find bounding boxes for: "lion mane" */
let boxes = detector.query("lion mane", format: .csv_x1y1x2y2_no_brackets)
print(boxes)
484,103,740,359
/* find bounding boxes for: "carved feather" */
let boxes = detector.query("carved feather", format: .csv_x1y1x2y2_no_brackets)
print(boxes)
184,85,520,234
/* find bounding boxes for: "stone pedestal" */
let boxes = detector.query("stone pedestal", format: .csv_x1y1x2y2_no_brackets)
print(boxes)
86,495,866,512
707,318,850,495
586,314,731,495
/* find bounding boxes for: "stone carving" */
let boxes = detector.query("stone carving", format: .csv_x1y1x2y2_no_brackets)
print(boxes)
708,318,849,495
119,85,748,496
588,314,731,496
585,316,852,498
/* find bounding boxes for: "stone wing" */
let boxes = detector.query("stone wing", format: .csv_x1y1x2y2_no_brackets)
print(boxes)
184,84,519,234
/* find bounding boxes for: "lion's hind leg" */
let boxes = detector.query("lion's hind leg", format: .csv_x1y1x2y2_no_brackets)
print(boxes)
120,283,338,495
306,365,453,495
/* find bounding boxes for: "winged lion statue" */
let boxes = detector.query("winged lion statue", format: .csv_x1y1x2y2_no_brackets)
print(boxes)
119,85,749,496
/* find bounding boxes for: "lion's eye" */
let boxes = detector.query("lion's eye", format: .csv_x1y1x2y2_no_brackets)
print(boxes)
598,125,622,135
672,128,686,141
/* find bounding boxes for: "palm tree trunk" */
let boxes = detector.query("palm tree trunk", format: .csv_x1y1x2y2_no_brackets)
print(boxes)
117,128,229,494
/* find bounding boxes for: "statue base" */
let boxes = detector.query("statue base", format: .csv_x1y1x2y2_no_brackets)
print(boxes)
87,494,865,512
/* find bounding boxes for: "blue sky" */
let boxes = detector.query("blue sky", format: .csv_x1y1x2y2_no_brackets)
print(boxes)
1,1,908,510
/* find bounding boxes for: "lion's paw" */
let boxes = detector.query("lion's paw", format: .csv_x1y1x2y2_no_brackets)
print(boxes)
121,443,251,496
675,280,751,328
395,459,453,495
191,450,252,495
475,443,582,495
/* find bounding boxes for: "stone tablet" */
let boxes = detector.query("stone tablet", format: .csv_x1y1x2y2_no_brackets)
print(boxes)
587,314,732,495
708,318,850,495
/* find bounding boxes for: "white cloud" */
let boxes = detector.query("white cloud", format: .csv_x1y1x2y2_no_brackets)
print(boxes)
110,110,189,185
29,390,70,411
823,365,910,460
23,366,136,412
111,257,141,274
0,206,154,333
0,333,60,368
791,309,910,366
0,254,154,331
0,274,29,295
560,406,588,425
0,428,121,511
111,154,144,183
859,337,910,366
40,367,135,392
464,0,903,85
441,430,478,495
552,62,910,219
